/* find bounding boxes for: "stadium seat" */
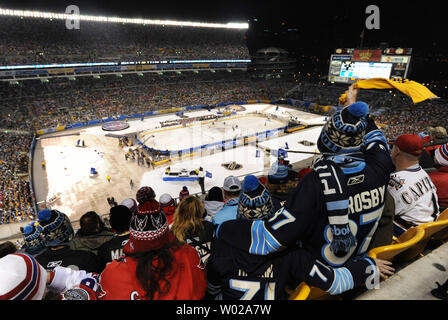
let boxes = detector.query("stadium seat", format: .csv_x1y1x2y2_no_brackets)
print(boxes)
289,227,427,300
368,226,425,262
433,208,448,242
289,281,345,300
393,209,448,261
288,282,311,300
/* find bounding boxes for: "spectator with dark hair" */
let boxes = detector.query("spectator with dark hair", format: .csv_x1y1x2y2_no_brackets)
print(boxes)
136,186,156,205
265,162,299,211
179,186,190,202
171,196,214,265
97,205,133,270
159,193,177,228
97,199,207,299
203,186,224,222
70,211,115,255
34,209,103,273
0,241,17,258
212,176,241,226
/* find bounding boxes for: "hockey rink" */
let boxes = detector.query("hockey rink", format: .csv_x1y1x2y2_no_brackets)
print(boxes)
36,103,326,221
139,115,286,151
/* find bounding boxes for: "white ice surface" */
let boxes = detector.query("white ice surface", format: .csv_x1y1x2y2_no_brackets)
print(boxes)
42,104,324,211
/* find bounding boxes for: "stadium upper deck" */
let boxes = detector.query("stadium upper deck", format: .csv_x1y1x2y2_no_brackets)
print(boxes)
0,15,250,66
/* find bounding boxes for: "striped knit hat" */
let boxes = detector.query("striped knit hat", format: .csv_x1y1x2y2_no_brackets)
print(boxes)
0,253,47,300
435,143,448,167
268,161,289,184
20,221,46,255
37,209,74,247
238,175,274,221
318,102,369,154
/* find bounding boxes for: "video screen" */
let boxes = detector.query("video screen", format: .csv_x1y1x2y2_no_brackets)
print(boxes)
339,61,393,79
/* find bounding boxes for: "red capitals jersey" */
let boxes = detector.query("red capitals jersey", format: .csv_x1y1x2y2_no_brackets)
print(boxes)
97,244,206,300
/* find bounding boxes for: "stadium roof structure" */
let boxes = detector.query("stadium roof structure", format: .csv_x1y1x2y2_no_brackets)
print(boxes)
0,7,249,29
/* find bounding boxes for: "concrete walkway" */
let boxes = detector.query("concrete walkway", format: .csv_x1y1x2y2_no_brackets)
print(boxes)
356,241,448,300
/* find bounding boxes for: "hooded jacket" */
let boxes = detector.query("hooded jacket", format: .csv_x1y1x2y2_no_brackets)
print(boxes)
70,228,116,256
204,200,224,222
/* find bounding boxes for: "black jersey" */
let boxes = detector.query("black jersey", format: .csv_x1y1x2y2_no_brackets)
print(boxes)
97,234,129,269
184,220,215,265
36,246,103,273
216,118,395,267
207,237,377,300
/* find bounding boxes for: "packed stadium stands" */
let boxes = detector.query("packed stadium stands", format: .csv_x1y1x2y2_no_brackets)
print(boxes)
0,16,250,65
1,8,448,302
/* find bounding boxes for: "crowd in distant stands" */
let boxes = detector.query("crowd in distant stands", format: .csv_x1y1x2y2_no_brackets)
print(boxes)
1,75,448,226
0,132,35,224
0,17,250,66
0,72,294,225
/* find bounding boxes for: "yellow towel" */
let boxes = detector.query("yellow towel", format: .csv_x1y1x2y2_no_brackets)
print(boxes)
339,78,439,105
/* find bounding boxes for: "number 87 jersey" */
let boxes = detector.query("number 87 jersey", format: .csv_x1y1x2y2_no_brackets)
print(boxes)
216,123,395,267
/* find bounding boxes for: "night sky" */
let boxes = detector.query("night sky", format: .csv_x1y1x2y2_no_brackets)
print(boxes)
2,1,446,48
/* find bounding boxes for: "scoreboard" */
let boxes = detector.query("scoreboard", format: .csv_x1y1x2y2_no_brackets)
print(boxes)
328,48,412,84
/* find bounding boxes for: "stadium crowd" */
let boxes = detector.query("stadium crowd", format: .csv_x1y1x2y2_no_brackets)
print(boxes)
0,17,250,66
0,72,294,225
2,85,447,300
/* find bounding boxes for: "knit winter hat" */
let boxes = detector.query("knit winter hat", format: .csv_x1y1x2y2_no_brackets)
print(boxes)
136,186,156,205
434,143,448,167
318,102,369,154
0,253,47,300
37,209,74,247
159,193,175,207
21,221,46,255
121,198,138,213
205,187,224,202
123,200,173,254
237,175,274,221
109,205,133,233
267,161,289,184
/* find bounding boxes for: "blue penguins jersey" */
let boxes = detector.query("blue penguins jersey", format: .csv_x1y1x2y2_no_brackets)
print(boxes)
216,117,395,267
206,238,377,300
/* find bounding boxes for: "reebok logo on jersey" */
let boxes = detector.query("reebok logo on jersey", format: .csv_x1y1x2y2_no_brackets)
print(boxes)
347,174,364,185
47,260,63,269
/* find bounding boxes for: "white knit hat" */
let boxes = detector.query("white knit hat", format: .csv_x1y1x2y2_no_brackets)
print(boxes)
0,253,47,300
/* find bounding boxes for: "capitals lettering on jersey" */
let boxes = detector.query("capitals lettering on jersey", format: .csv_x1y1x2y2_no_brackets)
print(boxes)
398,176,436,205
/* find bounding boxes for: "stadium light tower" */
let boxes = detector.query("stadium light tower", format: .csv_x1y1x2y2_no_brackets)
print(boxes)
0,8,249,29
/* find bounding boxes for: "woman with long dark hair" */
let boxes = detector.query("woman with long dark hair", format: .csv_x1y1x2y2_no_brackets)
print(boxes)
97,199,206,300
